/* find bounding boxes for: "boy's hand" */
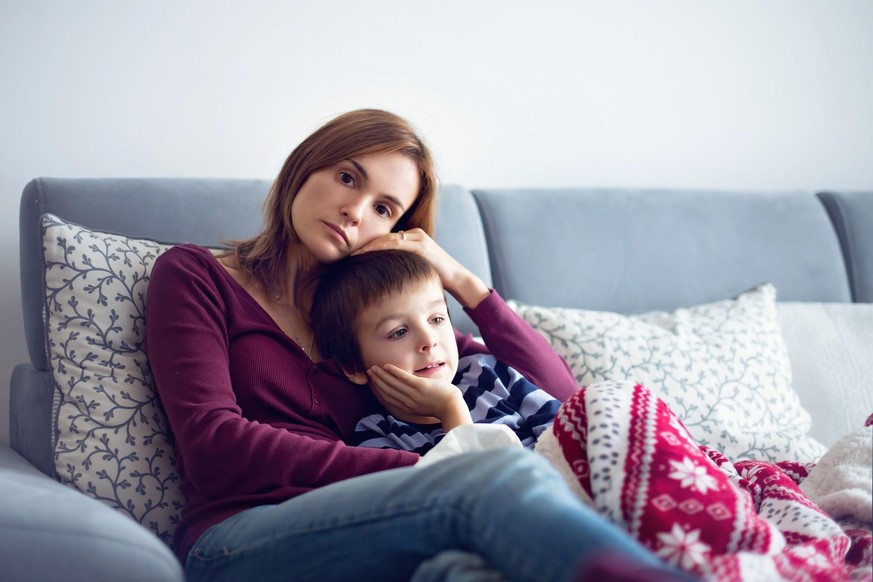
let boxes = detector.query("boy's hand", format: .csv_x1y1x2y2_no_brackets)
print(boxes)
367,364,473,431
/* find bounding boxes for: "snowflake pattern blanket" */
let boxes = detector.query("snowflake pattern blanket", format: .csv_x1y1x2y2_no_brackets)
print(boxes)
535,381,873,582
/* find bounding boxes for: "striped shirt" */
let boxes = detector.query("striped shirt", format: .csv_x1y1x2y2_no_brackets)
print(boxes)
353,353,560,453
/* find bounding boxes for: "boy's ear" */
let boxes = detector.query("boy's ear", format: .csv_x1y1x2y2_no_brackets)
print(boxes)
344,367,369,385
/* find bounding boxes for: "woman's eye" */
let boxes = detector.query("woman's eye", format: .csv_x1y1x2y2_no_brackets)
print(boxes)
388,328,408,340
374,203,392,218
339,171,355,186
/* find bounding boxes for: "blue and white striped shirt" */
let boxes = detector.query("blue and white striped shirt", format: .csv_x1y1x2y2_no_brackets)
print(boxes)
353,354,560,453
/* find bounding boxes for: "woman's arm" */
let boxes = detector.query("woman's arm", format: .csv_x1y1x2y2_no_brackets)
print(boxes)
146,247,417,500
457,291,579,402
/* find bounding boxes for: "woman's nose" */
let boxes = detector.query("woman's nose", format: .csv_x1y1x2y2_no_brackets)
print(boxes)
340,200,365,224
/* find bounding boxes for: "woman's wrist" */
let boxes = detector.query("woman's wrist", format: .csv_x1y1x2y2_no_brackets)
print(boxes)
445,270,490,310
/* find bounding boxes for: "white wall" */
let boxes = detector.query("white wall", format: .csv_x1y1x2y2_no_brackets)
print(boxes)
1,0,872,444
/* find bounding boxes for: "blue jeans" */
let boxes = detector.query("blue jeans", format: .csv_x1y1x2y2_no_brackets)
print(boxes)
185,447,679,582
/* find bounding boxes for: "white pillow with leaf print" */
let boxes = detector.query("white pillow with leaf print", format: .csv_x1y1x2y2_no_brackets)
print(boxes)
42,213,183,546
509,284,826,463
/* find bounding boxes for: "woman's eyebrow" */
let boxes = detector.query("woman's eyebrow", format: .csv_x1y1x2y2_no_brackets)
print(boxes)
349,159,369,180
348,158,407,211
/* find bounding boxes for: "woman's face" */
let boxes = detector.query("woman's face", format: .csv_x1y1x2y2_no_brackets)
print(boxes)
291,152,420,263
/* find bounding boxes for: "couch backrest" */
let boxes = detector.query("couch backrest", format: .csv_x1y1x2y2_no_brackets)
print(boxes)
817,190,873,303
471,188,854,314
13,178,869,475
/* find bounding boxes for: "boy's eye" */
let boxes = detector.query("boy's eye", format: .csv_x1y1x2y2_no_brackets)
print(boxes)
339,171,355,186
431,316,445,325
388,328,408,340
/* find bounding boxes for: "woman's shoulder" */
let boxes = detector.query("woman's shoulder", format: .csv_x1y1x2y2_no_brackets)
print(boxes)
155,243,223,271
152,244,231,287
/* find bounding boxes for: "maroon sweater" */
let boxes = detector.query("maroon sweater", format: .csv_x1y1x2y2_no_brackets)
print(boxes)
146,244,578,559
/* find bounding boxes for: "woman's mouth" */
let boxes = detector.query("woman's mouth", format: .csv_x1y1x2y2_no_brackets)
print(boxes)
322,221,349,246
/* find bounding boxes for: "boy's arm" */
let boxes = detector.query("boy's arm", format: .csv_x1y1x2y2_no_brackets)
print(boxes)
367,365,473,431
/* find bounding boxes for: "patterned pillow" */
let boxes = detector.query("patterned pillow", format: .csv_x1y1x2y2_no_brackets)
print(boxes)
42,213,183,546
509,284,827,463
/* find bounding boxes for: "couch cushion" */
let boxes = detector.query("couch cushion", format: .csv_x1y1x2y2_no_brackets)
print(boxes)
510,284,827,463
777,301,873,447
42,214,183,546
0,445,183,581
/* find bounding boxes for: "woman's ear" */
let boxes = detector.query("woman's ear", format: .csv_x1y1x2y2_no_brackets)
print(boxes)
344,368,369,385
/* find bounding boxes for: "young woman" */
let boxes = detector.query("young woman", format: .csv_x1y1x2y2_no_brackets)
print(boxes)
145,109,686,582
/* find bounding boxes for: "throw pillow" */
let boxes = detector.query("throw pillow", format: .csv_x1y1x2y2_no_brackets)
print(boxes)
42,213,183,546
509,284,827,463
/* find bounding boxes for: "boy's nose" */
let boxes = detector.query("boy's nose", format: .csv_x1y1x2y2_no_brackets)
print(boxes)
419,337,437,352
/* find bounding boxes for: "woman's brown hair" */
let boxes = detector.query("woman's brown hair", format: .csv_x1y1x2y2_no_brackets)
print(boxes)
227,109,437,296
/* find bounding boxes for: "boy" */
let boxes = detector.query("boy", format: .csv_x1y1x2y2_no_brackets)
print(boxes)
311,249,560,454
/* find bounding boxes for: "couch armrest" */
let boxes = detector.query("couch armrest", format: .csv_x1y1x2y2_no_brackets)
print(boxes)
818,191,873,303
0,444,183,582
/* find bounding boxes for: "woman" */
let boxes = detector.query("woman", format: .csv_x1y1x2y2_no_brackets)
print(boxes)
146,109,685,582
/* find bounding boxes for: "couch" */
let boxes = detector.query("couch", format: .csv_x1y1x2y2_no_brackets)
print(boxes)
3,177,872,580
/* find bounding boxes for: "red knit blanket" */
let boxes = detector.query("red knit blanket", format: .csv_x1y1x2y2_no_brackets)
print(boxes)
541,382,872,581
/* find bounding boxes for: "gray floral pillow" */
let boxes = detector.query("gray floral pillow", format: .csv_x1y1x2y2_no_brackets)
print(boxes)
42,213,183,546
509,284,826,463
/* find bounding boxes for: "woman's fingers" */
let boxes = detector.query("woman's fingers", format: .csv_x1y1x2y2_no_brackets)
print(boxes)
353,229,420,255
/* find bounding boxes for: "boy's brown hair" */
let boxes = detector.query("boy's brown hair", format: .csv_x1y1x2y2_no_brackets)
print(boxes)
312,249,441,374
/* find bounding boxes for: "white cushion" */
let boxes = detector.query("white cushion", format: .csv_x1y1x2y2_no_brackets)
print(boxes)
509,284,827,463
777,302,873,447
42,214,182,546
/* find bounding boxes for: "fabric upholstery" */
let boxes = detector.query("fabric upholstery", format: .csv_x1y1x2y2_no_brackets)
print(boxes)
510,285,827,463
433,184,493,335
9,364,54,476
0,445,183,582
817,191,873,303
473,188,851,314
777,301,873,446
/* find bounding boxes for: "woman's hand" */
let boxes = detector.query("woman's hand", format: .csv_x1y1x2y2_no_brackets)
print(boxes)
367,364,473,431
354,228,490,310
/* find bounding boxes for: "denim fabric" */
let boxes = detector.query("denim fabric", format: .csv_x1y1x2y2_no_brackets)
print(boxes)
184,447,675,582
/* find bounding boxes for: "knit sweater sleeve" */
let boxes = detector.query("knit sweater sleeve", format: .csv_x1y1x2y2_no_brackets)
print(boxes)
146,247,417,502
454,290,578,402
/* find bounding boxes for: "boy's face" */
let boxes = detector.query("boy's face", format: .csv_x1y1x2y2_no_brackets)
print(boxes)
349,276,459,384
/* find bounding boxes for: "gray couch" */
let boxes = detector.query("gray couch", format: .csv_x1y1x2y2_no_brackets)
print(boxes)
4,178,872,580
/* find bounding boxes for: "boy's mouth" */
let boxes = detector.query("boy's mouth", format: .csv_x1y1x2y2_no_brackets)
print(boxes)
415,361,445,374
